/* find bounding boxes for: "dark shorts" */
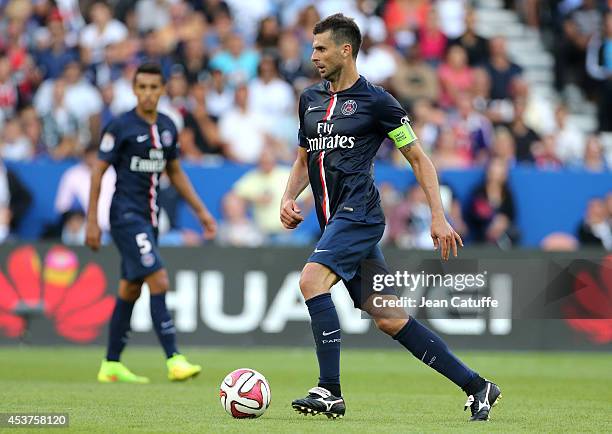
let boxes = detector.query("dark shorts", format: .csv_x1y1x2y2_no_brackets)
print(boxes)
307,217,396,309
110,221,163,282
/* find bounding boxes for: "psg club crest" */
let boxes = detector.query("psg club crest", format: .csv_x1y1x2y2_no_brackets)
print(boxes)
161,130,173,147
341,99,357,116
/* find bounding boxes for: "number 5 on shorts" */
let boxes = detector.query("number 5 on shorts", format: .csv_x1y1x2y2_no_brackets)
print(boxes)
136,233,152,255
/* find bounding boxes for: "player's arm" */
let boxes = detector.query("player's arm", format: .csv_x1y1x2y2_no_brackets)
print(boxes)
378,90,462,260
165,159,217,239
280,147,309,229
85,158,110,251
398,141,463,260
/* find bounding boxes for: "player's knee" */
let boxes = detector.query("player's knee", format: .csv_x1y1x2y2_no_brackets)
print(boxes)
147,269,170,294
374,317,407,336
118,285,142,302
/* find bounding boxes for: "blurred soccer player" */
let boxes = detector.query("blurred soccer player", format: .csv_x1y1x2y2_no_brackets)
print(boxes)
86,63,217,383
280,14,501,421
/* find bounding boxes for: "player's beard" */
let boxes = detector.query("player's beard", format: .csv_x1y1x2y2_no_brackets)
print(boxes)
321,63,341,83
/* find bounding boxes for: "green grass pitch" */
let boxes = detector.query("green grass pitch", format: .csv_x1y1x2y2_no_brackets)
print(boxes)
0,347,610,433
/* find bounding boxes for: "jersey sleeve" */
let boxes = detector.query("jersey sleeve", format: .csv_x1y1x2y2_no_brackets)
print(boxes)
376,90,418,149
166,122,179,161
98,120,122,164
297,93,308,149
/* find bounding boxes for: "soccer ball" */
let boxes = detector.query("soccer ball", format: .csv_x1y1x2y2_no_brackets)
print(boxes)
219,368,271,418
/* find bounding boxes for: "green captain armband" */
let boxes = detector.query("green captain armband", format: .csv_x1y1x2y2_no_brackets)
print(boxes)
387,122,417,149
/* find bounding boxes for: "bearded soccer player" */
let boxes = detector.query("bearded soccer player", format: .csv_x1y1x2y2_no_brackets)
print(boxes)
280,15,501,421
86,63,217,383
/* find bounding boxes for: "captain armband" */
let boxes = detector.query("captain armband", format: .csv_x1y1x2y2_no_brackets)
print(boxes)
387,122,417,149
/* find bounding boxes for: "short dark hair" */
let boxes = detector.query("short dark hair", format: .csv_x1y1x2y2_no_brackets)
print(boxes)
133,62,165,84
313,13,362,59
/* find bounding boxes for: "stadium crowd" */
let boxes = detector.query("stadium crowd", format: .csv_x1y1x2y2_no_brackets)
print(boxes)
0,0,610,249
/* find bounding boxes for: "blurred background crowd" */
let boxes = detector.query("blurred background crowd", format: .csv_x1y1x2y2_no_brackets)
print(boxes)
0,0,610,250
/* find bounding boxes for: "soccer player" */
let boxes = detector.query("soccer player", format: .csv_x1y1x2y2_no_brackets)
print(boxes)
280,14,501,421
86,63,217,383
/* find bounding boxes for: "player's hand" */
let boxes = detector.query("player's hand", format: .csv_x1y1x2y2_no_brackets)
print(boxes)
431,216,463,261
85,221,101,251
198,210,217,240
280,198,304,229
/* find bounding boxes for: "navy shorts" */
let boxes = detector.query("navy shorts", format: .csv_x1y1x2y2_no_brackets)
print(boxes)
110,221,163,282
307,217,396,309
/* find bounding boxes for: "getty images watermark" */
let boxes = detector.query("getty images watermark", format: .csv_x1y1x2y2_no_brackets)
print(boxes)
370,270,500,309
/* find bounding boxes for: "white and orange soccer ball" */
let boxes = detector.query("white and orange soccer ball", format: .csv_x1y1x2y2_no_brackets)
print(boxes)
219,368,271,418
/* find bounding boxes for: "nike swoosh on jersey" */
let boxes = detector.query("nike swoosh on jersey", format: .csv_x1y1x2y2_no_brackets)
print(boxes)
307,105,322,112
137,135,149,142
322,329,341,336
313,249,330,253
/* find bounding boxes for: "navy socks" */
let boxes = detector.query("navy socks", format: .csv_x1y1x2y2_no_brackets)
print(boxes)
150,293,178,358
393,318,481,392
306,293,342,397
106,297,135,362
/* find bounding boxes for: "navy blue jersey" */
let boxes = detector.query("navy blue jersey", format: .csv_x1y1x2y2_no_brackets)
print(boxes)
298,76,416,229
99,109,178,227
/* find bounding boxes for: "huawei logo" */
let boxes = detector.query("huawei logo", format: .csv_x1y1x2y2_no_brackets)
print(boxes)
0,245,114,342
564,255,612,344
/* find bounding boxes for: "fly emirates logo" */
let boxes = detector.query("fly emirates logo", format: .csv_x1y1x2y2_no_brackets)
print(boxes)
307,122,355,152
130,149,166,172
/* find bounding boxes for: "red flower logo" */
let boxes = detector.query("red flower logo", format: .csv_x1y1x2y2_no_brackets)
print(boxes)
564,254,612,344
0,245,114,342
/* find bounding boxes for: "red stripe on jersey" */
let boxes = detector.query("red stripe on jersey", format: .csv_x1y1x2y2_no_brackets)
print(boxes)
318,151,330,224
323,94,337,121
148,124,161,226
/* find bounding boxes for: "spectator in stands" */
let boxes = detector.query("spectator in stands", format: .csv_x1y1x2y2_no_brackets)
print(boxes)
388,184,434,249
219,84,282,163
209,32,260,87
540,232,579,251
0,159,32,242
450,92,493,164
586,10,612,131
533,134,564,170
135,0,173,33
484,36,523,101
18,106,44,155
410,98,444,153
217,192,264,247
0,55,19,122
205,68,234,120
278,30,312,84
33,14,79,80
182,79,223,157
255,16,281,51
89,42,126,88
390,45,439,109
581,135,609,172
577,197,612,249
436,0,467,39
174,35,209,85
507,96,539,163
418,7,447,65
438,45,474,108
232,149,295,242
449,8,489,66
79,2,128,66
357,33,398,86
553,104,586,164
467,157,519,248
54,144,115,233
554,0,601,96
137,30,174,79
248,54,295,119
490,126,517,166
34,60,103,151
40,78,79,155
60,209,87,245
0,118,32,161
384,0,430,37
431,127,471,170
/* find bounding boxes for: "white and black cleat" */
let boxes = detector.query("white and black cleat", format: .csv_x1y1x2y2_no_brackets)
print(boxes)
292,387,345,419
464,380,502,421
